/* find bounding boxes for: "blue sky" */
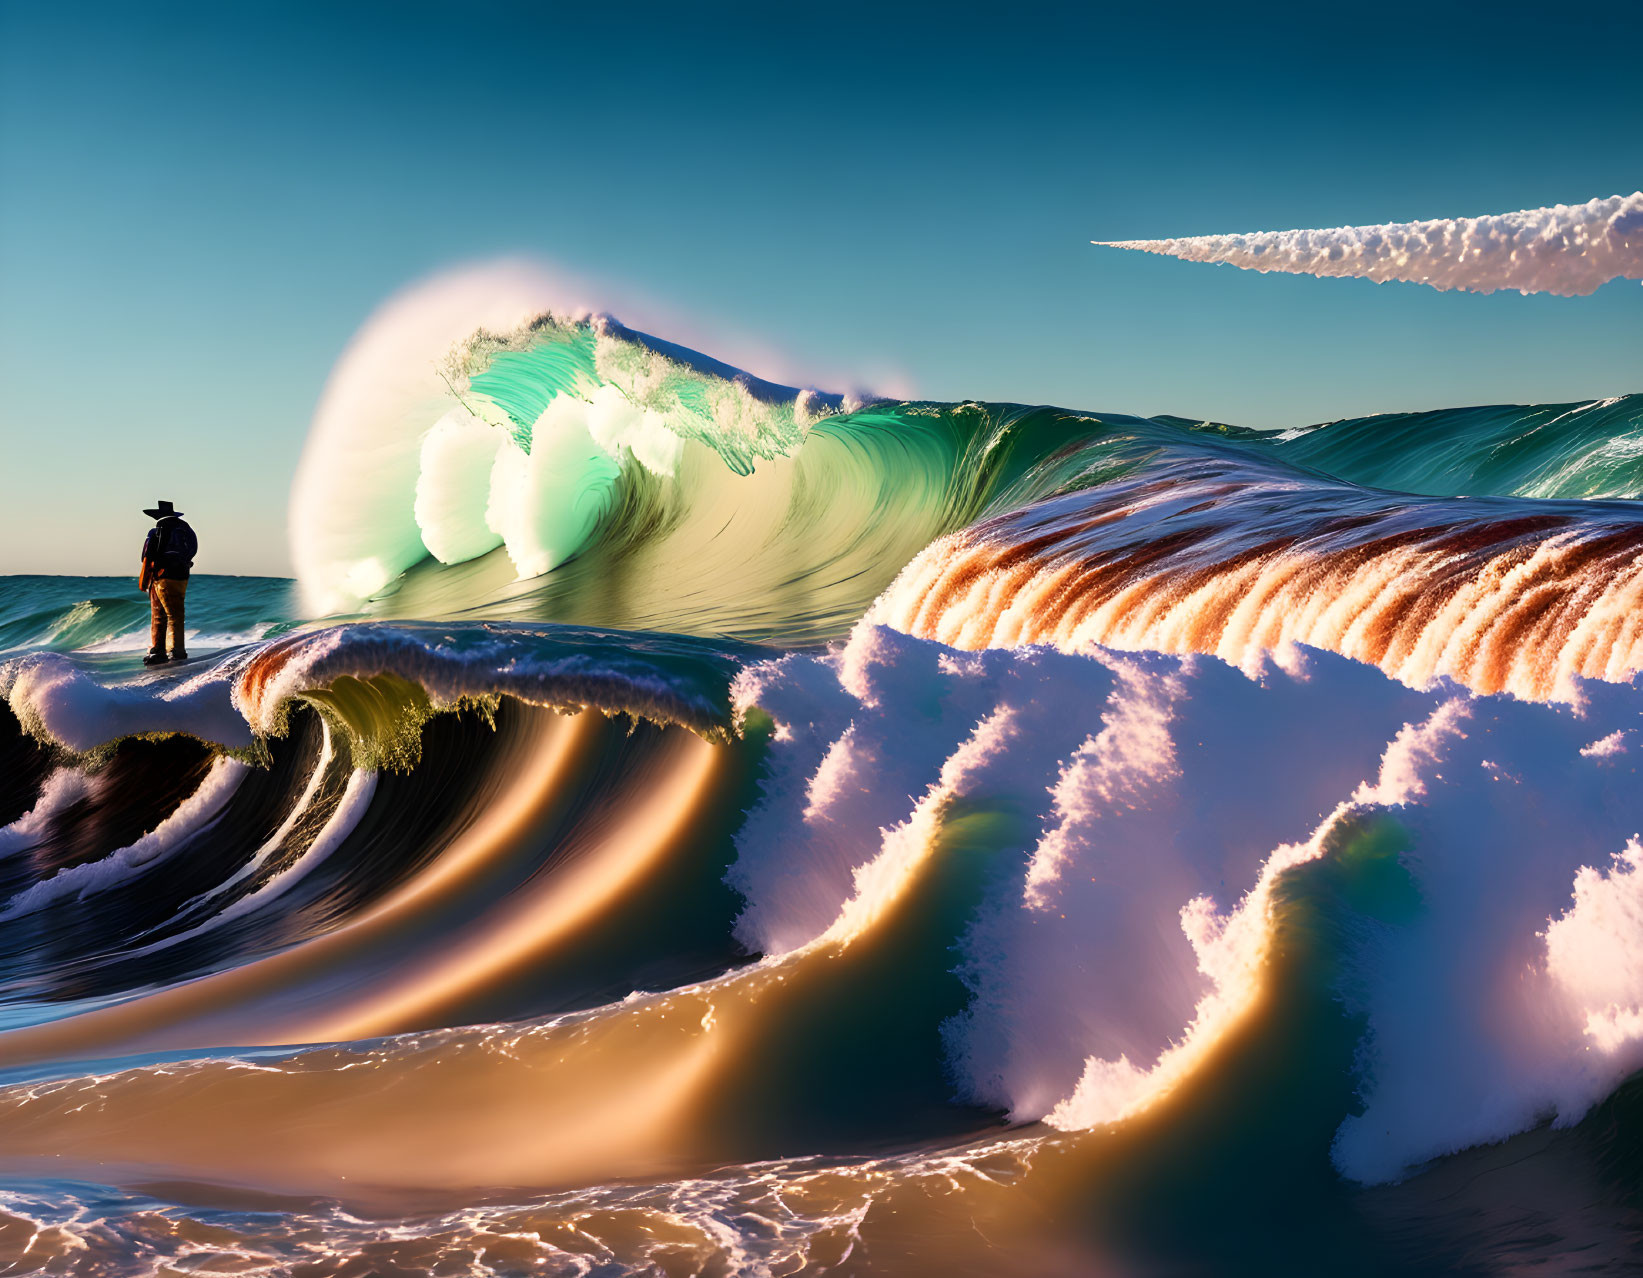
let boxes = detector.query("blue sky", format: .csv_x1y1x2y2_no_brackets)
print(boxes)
2,1,1639,576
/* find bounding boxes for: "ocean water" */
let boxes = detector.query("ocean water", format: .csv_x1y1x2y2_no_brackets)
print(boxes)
2,283,1643,1274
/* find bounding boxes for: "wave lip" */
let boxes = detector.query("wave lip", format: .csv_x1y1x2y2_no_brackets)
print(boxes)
288,265,847,615
235,622,749,748
1096,191,1643,296
0,615,751,771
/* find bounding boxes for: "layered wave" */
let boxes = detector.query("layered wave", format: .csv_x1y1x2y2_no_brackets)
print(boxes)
3,621,1643,1272
4,271,1643,1274
285,263,1643,677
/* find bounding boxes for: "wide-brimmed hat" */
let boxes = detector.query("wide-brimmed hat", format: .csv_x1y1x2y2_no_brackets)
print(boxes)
143,499,184,519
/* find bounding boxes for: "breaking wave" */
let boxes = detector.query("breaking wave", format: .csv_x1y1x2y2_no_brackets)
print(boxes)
4,270,1643,1273
4,617,1643,1272
866,450,1643,700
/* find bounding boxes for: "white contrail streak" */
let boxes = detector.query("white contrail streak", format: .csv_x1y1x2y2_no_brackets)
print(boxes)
1094,192,1643,296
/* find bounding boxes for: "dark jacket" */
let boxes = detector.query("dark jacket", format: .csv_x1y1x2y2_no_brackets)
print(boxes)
142,516,198,581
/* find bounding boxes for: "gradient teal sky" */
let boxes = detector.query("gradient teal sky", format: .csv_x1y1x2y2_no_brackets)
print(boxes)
2,1,1639,576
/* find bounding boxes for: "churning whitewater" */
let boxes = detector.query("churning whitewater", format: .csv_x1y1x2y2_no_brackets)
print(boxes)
3,267,1643,1274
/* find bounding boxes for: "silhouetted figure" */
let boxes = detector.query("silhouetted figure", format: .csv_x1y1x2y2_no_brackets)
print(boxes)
139,500,197,665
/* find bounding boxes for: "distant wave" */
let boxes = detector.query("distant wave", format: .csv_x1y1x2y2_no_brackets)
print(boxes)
288,265,848,615
1096,192,1643,295
1244,394,1643,500
281,265,1643,662
867,450,1643,701
0,576,294,660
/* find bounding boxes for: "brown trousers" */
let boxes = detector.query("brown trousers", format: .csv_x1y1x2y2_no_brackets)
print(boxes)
149,578,188,655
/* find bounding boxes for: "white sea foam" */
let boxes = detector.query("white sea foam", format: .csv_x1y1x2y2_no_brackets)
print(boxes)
204,767,376,927
4,619,729,762
1020,657,1184,909
1096,192,1643,296
77,626,280,656
1546,839,1643,1053
732,625,1643,1183
1327,677,1643,1181
413,407,507,566
1,653,252,753
290,263,581,612
0,758,248,916
583,382,684,478
486,395,623,579
141,723,339,927
1580,729,1630,759
0,769,95,858
126,759,378,959
1041,697,1472,1133
730,627,1131,954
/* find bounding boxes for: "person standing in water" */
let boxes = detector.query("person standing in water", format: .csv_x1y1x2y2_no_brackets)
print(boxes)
138,500,198,665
